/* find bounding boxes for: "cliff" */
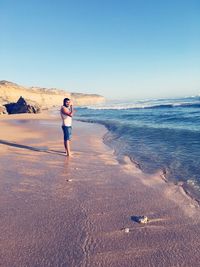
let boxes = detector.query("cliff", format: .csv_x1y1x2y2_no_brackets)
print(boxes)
0,81,105,108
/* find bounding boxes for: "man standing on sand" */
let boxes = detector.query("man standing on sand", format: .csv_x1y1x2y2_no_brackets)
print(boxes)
60,98,74,156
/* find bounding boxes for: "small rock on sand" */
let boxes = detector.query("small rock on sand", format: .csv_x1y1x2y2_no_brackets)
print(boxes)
138,216,148,224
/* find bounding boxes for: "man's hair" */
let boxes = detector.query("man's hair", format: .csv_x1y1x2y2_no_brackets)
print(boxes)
63,98,70,107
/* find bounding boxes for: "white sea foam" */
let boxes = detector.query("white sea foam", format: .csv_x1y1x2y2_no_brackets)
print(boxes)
82,96,200,110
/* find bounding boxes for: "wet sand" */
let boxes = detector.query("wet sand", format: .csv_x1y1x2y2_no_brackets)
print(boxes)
1,113,200,267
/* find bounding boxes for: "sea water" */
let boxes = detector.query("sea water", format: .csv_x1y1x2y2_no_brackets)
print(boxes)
75,96,200,199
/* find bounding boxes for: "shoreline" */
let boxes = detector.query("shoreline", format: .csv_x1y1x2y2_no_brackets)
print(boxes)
78,118,200,206
1,113,200,266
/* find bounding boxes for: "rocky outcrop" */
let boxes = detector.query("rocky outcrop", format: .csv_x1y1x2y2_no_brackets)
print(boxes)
4,103,16,114
5,97,41,114
0,81,105,109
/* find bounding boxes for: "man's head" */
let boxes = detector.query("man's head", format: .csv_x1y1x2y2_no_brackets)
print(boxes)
63,98,70,107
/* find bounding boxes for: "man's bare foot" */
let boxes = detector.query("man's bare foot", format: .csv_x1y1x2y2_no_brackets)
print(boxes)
64,152,72,157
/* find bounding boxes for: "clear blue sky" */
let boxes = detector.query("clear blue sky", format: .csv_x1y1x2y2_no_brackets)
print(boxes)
0,0,200,99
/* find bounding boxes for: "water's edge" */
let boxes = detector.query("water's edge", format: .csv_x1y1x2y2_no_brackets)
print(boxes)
77,118,200,206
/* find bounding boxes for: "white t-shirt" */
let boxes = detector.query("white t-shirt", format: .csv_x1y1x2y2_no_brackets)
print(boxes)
60,106,72,126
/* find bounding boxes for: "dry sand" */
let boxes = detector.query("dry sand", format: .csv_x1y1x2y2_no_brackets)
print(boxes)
0,113,200,267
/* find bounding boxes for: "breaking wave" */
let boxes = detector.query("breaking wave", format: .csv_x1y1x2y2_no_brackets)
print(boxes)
80,96,200,110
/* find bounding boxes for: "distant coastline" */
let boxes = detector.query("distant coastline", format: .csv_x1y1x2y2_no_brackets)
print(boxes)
0,80,105,112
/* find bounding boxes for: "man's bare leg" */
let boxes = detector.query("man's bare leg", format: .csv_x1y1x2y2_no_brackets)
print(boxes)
64,140,71,156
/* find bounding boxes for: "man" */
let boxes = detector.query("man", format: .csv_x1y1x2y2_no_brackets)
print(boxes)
60,98,74,156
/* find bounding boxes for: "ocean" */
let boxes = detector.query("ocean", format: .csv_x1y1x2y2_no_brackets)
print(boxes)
75,96,200,200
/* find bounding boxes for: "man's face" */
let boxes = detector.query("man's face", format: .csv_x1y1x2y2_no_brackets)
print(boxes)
65,100,70,107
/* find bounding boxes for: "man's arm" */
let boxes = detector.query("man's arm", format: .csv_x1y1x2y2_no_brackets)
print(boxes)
69,100,76,115
61,106,73,117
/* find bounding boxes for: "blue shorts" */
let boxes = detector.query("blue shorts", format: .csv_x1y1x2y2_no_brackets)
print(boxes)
62,126,72,141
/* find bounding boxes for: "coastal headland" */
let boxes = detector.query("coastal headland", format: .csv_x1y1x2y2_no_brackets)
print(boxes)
0,80,105,113
1,113,200,266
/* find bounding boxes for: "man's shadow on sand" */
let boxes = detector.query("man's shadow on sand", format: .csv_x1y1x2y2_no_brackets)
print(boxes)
0,139,65,156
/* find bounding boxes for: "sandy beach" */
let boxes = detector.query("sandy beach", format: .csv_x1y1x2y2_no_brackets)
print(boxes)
1,113,200,267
